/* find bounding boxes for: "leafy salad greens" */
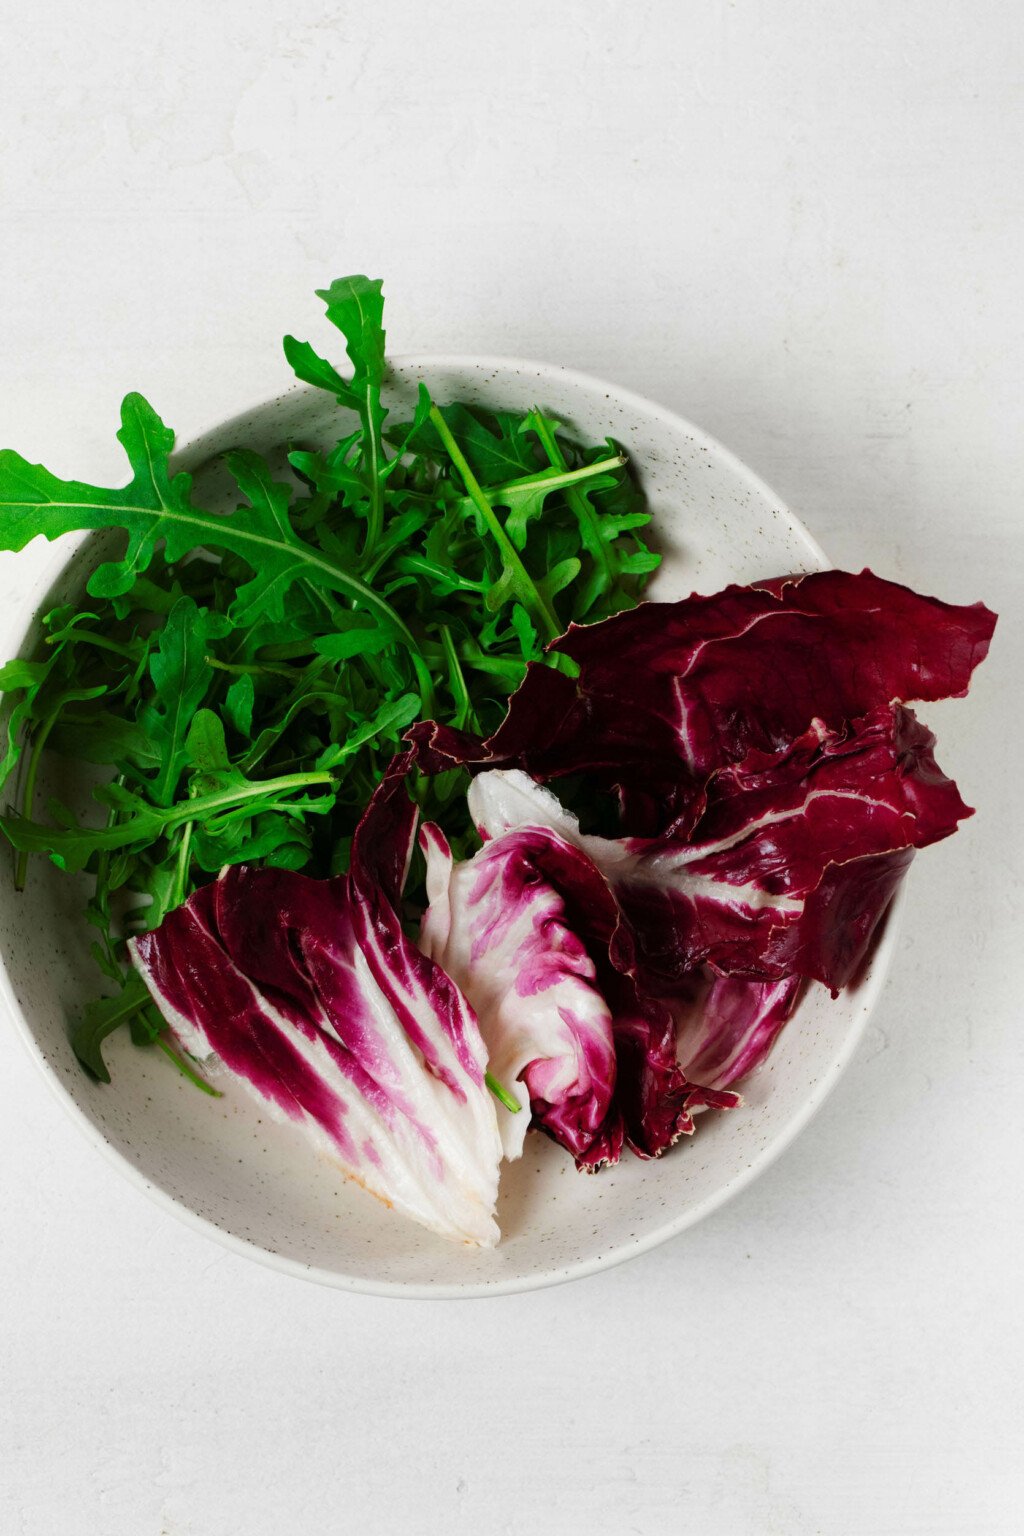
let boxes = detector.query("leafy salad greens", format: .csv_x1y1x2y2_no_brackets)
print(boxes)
0,276,659,1089
0,279,997,1250
126,562,995,1245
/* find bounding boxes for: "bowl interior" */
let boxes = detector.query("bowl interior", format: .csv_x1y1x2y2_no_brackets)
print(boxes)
0,359,894,1295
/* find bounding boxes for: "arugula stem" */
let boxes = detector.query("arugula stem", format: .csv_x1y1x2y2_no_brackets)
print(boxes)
255,639,320,662
155,1036,222,1096
14,709,61,890
166,772,335,828
44,629,138,662
440,625,475,732
361,382,385,558
409,651,437,720
485,1071,522,1114
172,820,194,908
3,770,337,863
530,410,616,589
91,775,126,969
205,656,301,681
392,554,484,592
483,454,627,507
123,637,154,709
427,405,562,643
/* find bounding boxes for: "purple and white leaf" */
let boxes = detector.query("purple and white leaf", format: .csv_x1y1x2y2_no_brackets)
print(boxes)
596,705,971,993
673,972,804,1092
450,772,742,1166
131,774,502,1247
418,787,618,1162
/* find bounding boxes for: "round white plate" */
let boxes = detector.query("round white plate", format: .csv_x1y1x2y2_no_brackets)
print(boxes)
0,358,900,1296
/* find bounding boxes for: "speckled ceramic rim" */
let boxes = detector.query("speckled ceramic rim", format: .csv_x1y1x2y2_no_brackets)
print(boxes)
0,356,901,1298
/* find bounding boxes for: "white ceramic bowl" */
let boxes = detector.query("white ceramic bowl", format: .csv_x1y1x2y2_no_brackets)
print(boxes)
0,358,902,1296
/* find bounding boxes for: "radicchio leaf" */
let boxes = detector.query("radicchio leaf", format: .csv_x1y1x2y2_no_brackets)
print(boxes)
673,972,804,1092
418,811,618,1163
599,705,970,993
455,709,969,1159
576,967,741,1169
441,772,740,1168
130,772,502,1247
407,569,996,835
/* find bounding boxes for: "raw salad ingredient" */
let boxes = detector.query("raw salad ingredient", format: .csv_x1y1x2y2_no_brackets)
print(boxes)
408,568,996,835
0,276,657,1082
0,275,996,1248
418,796,620,1161
130,769,502,1246
419,768,740,1172
131,554,995,1241
399,570,995,1185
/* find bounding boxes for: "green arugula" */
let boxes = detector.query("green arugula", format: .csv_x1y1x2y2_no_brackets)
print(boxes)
0,276,661,1084
0,396,418,649
140,597,230,805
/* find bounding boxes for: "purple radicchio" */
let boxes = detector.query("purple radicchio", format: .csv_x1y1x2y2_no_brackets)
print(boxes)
427,771,741,1172
457,693,972,999
404,571,994,1177
130,772,502,1247
576,967,742,1168
583,704,972,995
407,569,996,836
417,811,619,1164
450,708,969,1154
672,972,804,1093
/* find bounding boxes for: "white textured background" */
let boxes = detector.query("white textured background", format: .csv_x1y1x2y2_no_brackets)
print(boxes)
1,3,1021,1533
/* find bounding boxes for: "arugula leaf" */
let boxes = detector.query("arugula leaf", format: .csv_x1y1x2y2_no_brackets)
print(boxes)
72,970,153,1081
318,275,386,391
313,693,420,769
289,436,366,513
238,680,349,773
73,967,220,1092
224,673,255,738
392,403,540,483
139,598,228,805
281,336,358,408
191,804,314,874
313,614,397,662
294,275,389,557
0,273,662,1092
48,713,151,768
491,458,626,552
526,410,660,618
0,658,51,790
0,767,336,875
0,395,420,652
185,709,230,772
